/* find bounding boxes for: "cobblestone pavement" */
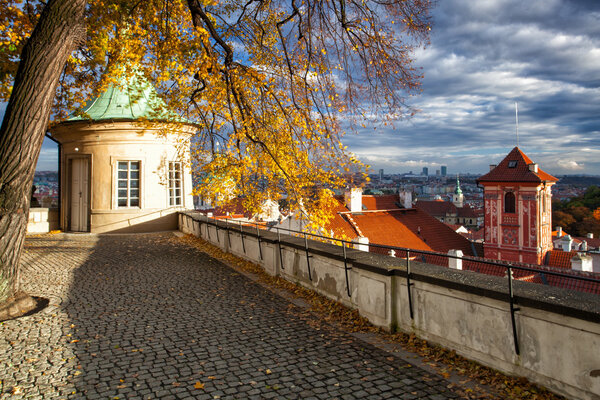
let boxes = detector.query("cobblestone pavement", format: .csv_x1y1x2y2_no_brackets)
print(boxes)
1,232,462,399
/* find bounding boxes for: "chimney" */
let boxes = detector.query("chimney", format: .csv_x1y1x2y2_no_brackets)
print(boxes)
398,190,412,209
528,163,539,173
561,235,573,252
581,240,588,252
587,233,594,239
489,164,496,171
571,253,593,272
448,249,463,270
344,188,363,213
353,236,369,252
557,226,563,237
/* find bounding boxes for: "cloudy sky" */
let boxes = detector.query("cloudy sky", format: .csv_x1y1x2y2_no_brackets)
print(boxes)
345,0,600,176
14,0,600,174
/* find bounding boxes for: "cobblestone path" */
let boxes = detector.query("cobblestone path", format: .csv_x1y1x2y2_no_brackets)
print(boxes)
1,232,461,399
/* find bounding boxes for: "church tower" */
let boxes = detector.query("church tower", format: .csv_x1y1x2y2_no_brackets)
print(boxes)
477,147,558,265
452,175,464,208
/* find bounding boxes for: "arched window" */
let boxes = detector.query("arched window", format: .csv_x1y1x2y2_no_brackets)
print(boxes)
505,192,516,213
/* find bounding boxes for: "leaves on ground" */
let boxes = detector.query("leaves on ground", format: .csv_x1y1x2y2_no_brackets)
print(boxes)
194,381,205,390
178,234,565,400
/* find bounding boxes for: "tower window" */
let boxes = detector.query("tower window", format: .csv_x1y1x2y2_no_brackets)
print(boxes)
504,192,516,213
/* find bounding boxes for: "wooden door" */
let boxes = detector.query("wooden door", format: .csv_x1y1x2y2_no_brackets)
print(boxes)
70,158,89,231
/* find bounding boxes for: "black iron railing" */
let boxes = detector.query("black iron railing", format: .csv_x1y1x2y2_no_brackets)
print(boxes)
183,212,600,356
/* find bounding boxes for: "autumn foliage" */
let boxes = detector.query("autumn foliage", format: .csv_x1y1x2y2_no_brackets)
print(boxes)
1,0,431,225
553,186,600,237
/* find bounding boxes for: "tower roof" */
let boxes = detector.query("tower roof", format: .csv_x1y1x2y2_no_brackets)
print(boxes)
454,175,462,194
477,147,558,184
67,74,179,122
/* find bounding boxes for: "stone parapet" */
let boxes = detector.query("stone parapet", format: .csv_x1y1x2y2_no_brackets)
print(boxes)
179,211,600,400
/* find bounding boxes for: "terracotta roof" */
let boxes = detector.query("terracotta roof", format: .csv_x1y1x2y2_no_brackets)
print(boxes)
324,196,476,256
415,200,456,217
456,205,479,218
381,208,477,256
477,147,558,184
361,195,402,210
573,236,600,249
325,202,359,238
201,198,253,219
343,211,433,252
445,223,463,231
546,250,578,269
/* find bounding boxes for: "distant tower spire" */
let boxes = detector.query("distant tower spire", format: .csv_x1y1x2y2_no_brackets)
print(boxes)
515,101,519,147
454,174,462,195
452,174,464,208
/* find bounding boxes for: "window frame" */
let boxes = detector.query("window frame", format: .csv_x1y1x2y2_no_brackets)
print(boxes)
168,161,183,207
116,160,141,209
504,191,516,214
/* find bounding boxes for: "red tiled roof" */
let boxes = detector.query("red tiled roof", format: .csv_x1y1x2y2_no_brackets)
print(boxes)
361,195,402,210
477,147,558,184
384,208,477,256
344,211,433,252
201,198,253,219
324,197,476,256
445,223,463,231
415,200,456,217
325,202,359,238
573,236,600,249
456,205,478,218
546,250,578,269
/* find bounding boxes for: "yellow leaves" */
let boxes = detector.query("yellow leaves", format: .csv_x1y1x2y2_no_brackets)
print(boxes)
194,381,205,389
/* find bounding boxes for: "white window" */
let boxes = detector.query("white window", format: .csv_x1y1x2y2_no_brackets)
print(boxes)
117,161,140,207
168,161,182,206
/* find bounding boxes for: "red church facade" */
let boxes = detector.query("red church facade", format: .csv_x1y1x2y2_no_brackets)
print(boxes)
477,147,558,265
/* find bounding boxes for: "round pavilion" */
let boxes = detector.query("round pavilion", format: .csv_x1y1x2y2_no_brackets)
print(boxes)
49,78,196,233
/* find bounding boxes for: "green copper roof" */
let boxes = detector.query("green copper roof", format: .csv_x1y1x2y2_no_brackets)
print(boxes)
454,175,462,195
68,75,176,122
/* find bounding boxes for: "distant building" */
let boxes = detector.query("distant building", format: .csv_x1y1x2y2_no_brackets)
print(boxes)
271,189,480,257
422,167,428,176
452,175,464,208
378,169,384,181
441,166,447,176
477,147,557,265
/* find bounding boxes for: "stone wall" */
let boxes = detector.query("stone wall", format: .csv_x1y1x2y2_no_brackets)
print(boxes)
179,212,600,400
27,208,59,234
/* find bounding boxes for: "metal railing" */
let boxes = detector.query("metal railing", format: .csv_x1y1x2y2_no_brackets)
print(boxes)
184,211,600,356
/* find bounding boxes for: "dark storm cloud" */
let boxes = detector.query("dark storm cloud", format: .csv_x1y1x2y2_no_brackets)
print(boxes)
345,0,600,175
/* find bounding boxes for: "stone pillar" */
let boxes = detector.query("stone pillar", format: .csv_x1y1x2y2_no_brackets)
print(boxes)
448,249,463,270
353,236,369,252
571,253,593,272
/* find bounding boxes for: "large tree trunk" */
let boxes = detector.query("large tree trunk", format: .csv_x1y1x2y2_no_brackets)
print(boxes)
0,0,86,309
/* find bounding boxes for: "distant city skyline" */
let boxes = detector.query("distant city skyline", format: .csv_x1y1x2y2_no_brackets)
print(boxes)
4,0,600,175
342,0,600,176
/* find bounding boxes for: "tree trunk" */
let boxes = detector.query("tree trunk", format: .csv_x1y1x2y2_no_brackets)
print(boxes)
0,0,86,307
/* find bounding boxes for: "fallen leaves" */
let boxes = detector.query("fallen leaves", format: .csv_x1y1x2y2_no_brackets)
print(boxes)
178,234,565,400
194,381,205,390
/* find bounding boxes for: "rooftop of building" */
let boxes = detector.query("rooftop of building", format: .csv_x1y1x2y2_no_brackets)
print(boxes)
477,147,558,184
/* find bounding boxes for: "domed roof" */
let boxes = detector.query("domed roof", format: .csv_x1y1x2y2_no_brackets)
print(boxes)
67,74,179,122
